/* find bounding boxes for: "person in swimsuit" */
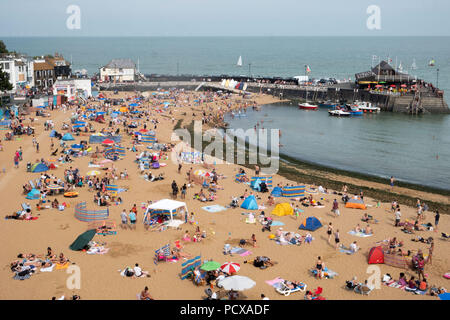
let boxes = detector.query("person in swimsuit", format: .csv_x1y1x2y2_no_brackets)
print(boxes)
334,229,340,249
315,256,324,279
327,223,333,244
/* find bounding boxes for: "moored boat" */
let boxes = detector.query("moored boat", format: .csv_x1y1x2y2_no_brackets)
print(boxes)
354,101,380,113
298,103,318,110
319,100,338,108
328,108,351,117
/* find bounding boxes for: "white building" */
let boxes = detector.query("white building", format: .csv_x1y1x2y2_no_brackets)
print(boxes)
53,78,92,101
0,55,34,91
99,59,135,82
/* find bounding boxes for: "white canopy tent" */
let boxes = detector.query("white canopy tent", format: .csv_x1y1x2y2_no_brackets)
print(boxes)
144,199,188,222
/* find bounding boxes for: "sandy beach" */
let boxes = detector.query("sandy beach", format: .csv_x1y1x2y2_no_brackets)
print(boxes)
0,89,448,300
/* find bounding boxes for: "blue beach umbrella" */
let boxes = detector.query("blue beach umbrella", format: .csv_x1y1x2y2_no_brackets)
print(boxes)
129,103,138,107
73,125,84,128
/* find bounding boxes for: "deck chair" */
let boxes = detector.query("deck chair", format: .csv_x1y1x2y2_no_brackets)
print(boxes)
21,203,31,210
29,180,35,189
276,282,307,296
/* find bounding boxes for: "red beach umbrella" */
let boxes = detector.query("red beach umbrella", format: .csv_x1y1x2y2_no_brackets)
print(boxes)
102,139,114,145
220,262,241,274
375,85,383,88
401,84,407,88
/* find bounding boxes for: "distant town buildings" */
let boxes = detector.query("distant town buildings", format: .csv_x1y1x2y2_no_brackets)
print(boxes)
100,59,136,82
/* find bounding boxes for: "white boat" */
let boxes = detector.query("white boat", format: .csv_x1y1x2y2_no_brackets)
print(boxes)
237,56,243,67
328,109,351,117
354,101,380,113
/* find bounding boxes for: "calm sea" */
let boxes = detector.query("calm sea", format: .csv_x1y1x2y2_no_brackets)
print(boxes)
225,105,450,190
3,36,450,99
3,37,450,189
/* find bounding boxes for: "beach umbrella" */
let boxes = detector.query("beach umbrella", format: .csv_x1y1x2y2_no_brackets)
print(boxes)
87,170,101,176
102,139,114,145
375,85,383,88
74,121,86,125
200,261,221,271
47,184,63,190
217,275,256,291
69,229,96,251
390,84,396,87
73,125,85,129
220,262,241,274
129,103,138,107
71,144,83,149
400,84,407,88
139,129,149,133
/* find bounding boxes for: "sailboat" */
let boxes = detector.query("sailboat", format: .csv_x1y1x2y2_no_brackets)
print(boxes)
411,59,417,70
428,58,436,67
237,56,243,67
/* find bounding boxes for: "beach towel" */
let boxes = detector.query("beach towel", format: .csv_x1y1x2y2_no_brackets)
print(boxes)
87,247,109,255
40,264,56,272
240,250,252,257
265,277,284,286
55,262,69,270
230,247,252,256
311,268,338,279
348,230,373,238
202,205,227,213
271,221,285,227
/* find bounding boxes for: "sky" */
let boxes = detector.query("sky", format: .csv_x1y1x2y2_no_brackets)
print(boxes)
0,0,449,37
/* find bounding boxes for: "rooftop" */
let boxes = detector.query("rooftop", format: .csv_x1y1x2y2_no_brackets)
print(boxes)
104,59,136,69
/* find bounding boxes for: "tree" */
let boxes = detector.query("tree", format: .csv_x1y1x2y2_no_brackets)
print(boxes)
0,40,8,54
0,67,13,92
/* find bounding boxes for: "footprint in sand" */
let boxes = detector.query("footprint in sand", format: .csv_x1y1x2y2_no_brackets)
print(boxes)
59,224,70,230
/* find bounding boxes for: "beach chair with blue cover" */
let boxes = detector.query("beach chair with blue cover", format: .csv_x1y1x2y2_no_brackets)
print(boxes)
275,281,307,296
154,244,171,265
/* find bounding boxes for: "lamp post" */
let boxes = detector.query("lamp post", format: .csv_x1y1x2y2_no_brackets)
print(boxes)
248,63,252,78
436,68,440,89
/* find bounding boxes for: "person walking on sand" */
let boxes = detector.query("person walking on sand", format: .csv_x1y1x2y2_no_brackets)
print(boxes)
255,165,260,176
120,209,128,229
171,180,179,199
427,239,434,265
181,183,187,200
332,199,340,217
390,176,395,189
36,142,39,153
129,210,137,230
434,210,440,232
14,153,19,168
327,222,333,244
334,229,341,249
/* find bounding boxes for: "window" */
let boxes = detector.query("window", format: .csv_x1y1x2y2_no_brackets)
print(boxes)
4,63,10,70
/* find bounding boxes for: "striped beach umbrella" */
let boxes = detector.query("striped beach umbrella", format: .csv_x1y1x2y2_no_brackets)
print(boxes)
220,262,240,274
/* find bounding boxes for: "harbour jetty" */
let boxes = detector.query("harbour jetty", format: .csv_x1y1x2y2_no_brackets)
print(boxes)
97,61,449,114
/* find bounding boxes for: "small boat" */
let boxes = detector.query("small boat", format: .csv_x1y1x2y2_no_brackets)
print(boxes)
428,59,435,67
354,101,380,113
237,56,243,67
328,106,351,117
349,106,363,116
298,103,318,110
